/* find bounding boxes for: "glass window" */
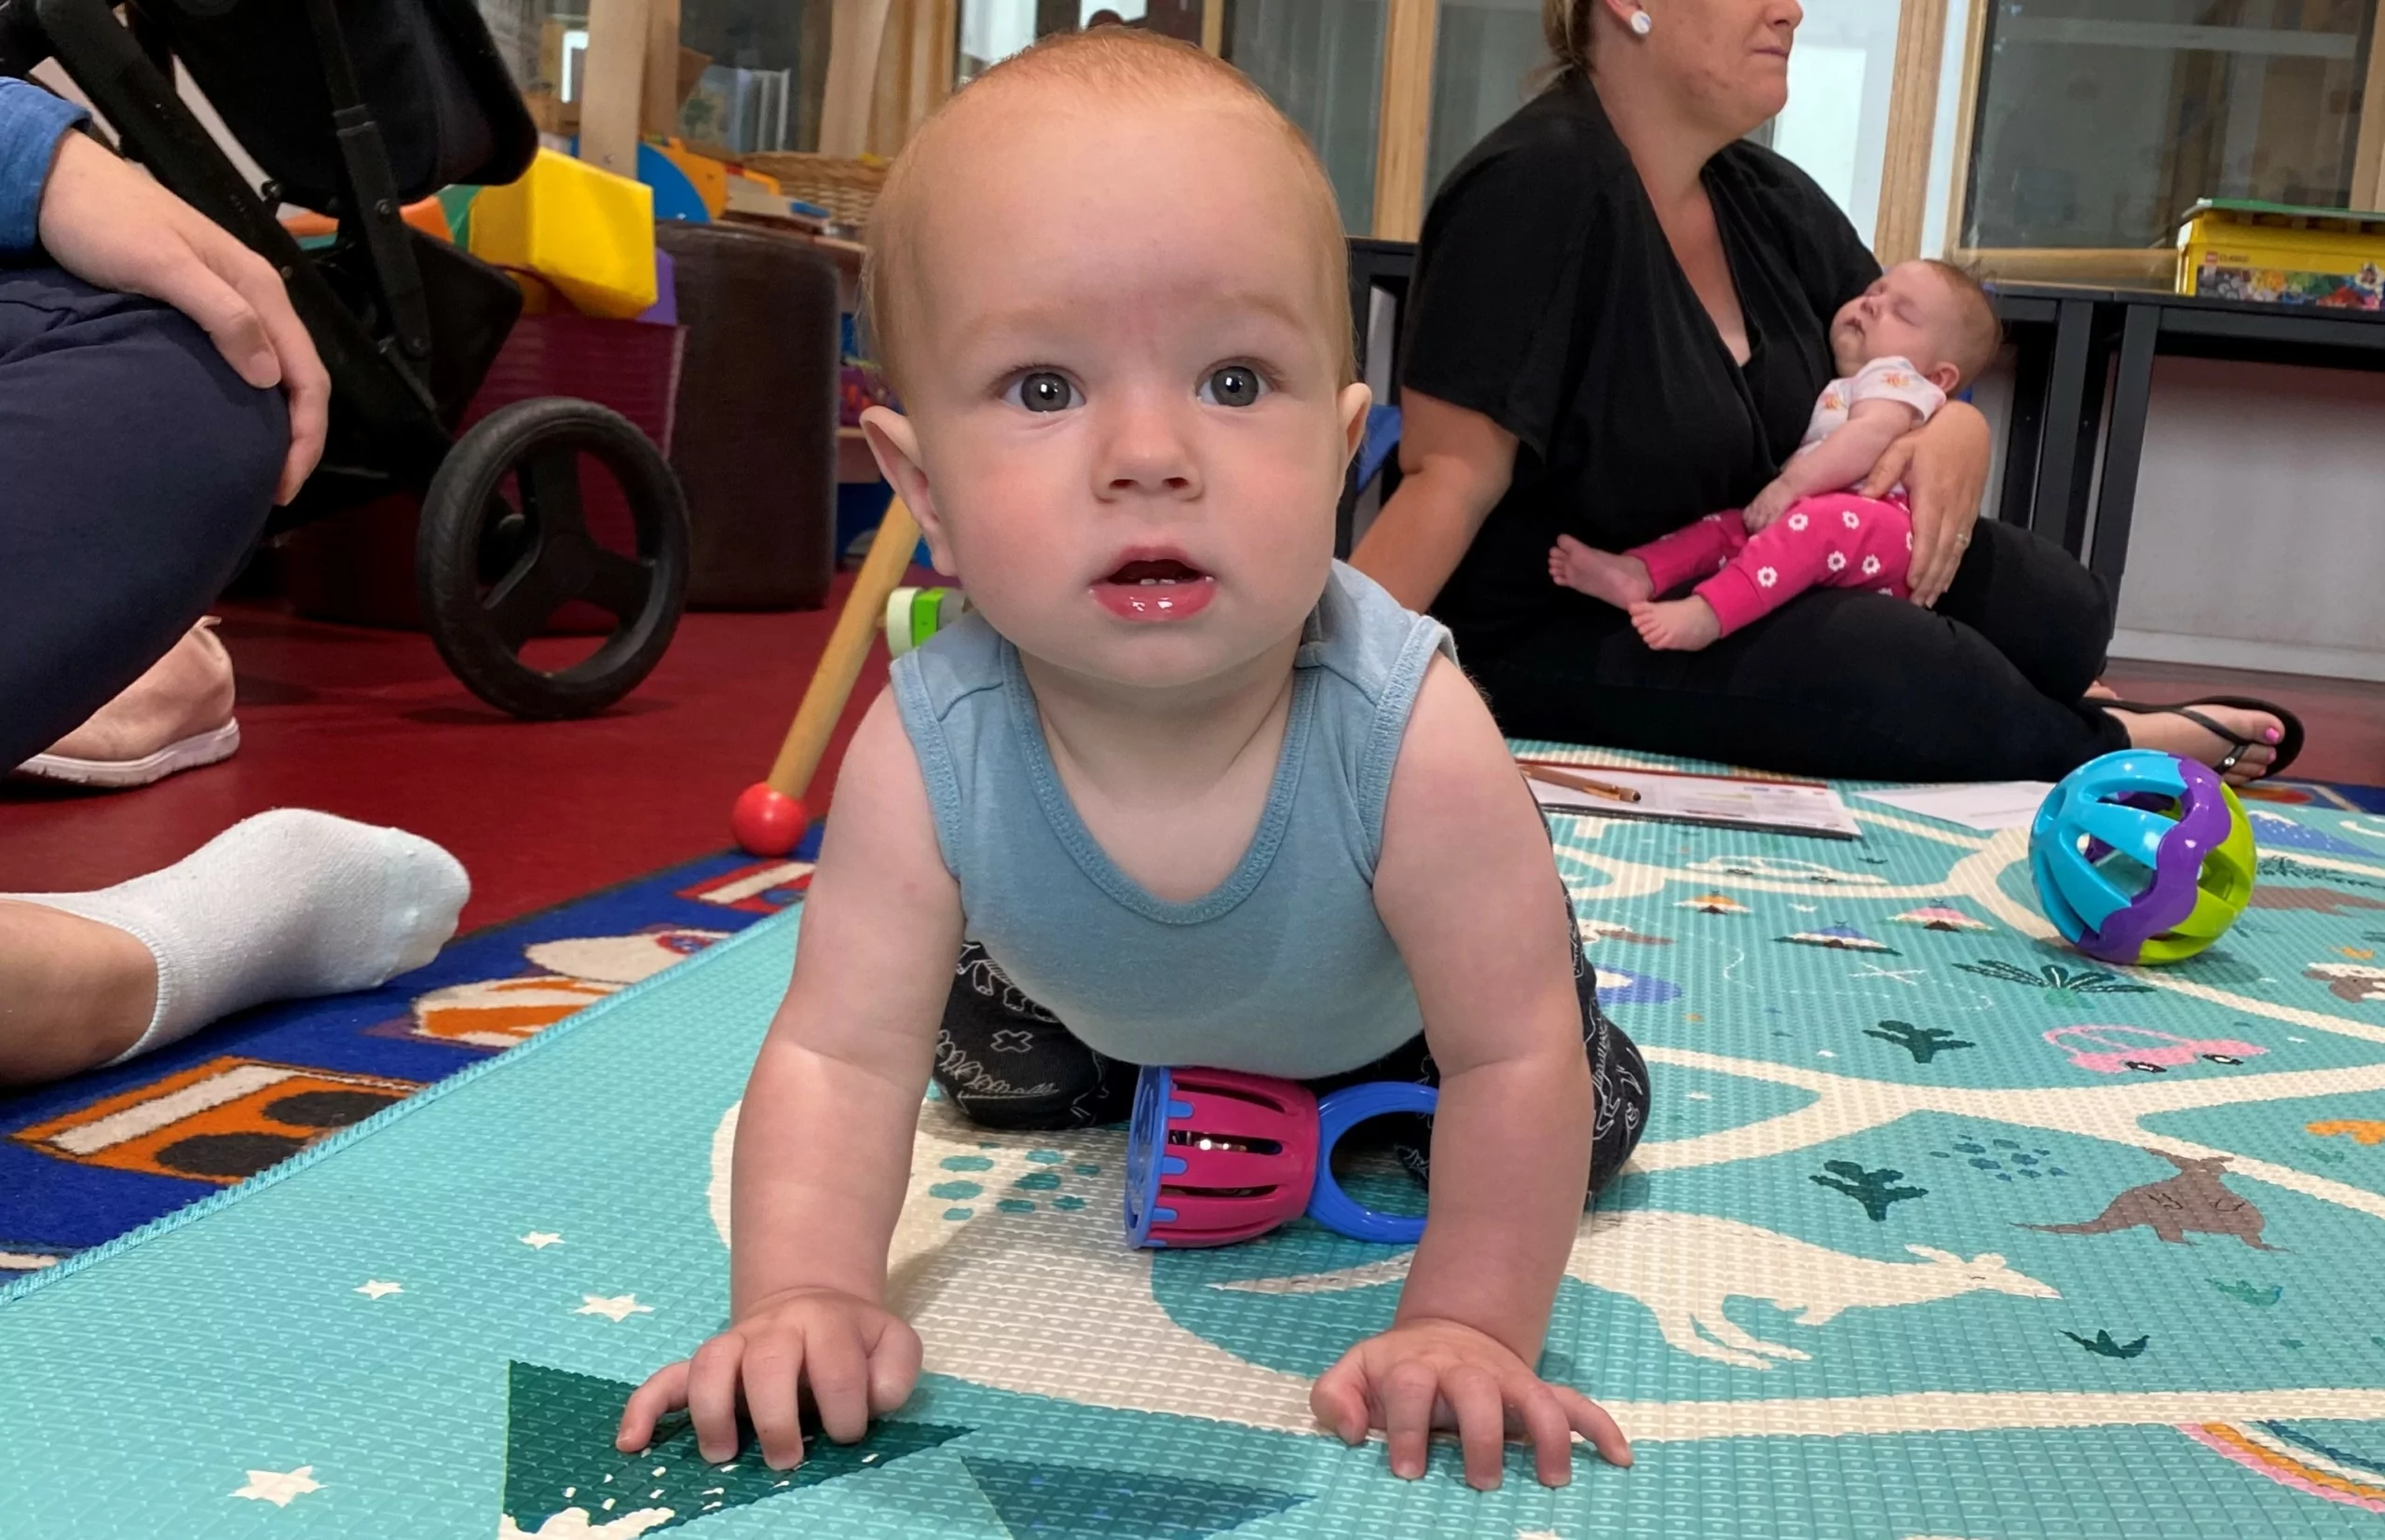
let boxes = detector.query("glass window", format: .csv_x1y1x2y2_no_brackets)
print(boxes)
676,0,827,153
477,0,828,155
1425,0,1542,201
959,0,1200,83
476,0,548,89
1921,0,1971,258
1424,0,1906,239
1225,0,1389,230
1960,0,2378,251
1769,0,1904,238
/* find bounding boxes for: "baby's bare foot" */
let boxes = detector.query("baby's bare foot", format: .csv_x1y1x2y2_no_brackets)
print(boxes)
1629,597,1722,652
1549,536,1653,608
2106,702,2283,784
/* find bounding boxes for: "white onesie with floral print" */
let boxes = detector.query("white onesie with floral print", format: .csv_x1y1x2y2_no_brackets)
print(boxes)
1792,355,1947,470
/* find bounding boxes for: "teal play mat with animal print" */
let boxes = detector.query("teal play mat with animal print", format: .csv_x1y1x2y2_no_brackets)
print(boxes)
6,749,2385,1537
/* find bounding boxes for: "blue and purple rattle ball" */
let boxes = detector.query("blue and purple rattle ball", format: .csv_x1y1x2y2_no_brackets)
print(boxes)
2028,750,2256,965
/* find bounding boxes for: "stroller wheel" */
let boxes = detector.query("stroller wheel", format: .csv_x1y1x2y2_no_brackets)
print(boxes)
417,398,690,719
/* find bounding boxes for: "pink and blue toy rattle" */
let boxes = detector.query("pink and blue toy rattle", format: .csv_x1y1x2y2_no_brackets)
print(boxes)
1124,1066,1437,1247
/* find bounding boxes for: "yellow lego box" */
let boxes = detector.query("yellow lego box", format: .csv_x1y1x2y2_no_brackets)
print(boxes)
2175,199,2384,310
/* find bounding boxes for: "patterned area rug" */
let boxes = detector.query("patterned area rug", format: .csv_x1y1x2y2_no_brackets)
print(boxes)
7,756,2385,1537
0,838,818,1283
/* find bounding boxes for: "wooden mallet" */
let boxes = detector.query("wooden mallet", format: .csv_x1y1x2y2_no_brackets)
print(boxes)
729,495,923,856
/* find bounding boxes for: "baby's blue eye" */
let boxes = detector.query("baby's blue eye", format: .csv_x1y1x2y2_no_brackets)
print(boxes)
1008,371,1079,413
1200,365,1265,408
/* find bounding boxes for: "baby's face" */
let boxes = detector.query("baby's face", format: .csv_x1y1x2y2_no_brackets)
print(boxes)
865,92,1366,694
1829,261,1965,383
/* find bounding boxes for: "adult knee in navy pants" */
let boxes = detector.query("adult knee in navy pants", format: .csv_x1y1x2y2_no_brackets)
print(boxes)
0,266,287,770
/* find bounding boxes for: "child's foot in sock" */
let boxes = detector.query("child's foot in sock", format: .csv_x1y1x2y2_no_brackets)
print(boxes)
1548,535,1653,607
3,809,468,1065
1629,597,1722,652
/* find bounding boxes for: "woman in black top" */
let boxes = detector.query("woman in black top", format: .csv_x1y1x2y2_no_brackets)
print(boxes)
1352,0,2289,784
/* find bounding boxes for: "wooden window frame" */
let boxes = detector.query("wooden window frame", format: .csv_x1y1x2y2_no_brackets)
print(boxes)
1941,0,2385,287
643,0,2385,248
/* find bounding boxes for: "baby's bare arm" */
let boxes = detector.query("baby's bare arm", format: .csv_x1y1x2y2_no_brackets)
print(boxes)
1371,657,1592,1363
730,689,963,1315
619,690,961,1468
1768,397,1919,504
1314,656,1625,1488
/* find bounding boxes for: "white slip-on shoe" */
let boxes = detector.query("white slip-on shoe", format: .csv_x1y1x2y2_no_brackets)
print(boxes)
14,619,242,789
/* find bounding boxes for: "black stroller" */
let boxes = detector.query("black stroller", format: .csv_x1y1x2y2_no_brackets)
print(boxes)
0,0,691,718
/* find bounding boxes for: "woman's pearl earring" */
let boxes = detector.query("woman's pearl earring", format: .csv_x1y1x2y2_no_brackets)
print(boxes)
1629,8,1653,34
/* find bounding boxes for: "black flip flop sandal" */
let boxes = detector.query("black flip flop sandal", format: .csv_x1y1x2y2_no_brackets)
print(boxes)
2099,695,2306,782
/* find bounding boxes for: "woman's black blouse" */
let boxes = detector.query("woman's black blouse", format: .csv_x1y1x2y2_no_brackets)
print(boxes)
1399,78,1882,655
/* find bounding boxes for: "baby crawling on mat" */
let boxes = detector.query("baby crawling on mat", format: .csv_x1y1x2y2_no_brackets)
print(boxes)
615,28,1649,1492
1549,258,1999,650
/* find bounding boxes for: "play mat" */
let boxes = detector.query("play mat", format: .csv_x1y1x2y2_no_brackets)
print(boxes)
6,746,2385,1537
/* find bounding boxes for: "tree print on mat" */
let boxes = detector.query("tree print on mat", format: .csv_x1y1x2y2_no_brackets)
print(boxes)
1865,1020,1974,1064
500,1361,966,1536
1811,1161,1928,1220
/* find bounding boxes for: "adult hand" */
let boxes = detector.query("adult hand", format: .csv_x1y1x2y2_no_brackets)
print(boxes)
1857,400,1990,607
1311,1315,1630,1490
36,131,328,505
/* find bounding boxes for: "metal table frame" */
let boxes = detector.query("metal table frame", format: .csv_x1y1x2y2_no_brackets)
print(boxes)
1992,282,2385,603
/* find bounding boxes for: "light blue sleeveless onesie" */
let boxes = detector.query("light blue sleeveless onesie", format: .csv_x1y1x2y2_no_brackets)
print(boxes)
889,561,1455,1080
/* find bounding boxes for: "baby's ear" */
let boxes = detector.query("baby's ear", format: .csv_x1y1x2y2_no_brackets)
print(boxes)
859,407,958,578
1338,382,1373,464
1926,360,1962,395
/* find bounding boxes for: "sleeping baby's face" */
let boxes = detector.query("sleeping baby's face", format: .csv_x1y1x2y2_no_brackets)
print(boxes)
1828,260,1976,391
857,65,1370,696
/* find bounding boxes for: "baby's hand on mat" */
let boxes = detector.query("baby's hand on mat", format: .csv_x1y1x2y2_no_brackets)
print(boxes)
1310,1316,1630,1490
614,1287,922,1470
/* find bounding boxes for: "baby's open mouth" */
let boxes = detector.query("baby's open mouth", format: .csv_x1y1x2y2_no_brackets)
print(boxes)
1092,554,1217,620
1104,557,1207,586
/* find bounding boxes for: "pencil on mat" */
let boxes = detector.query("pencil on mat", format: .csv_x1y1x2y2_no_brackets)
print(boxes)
1524,765,1642,803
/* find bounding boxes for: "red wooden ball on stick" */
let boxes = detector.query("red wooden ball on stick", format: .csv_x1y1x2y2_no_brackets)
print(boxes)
731,783,809,858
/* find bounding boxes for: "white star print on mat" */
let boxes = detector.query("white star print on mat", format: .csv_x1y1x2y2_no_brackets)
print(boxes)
521,1232,565,1249
575,1293,653,1321
231,1466,321,1506
354,1280,402,1300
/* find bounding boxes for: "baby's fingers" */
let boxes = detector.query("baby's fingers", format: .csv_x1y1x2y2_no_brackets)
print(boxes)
1445,1366,1508,1491
1307,1358,1371,1446
1513,1379,1578,1488
688,1331,750,1464
615,1360,691,1451
1552,1384,1632,1466
865,1316,924,1415
805,1318,874,1445
741,1335,808,1470
1382,1361,1439,1480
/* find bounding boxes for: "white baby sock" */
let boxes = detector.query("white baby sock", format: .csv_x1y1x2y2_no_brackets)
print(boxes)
5,809,469,1064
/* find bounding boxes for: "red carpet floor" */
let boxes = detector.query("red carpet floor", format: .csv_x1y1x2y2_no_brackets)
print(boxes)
0,571,916,931
4,586,2378,930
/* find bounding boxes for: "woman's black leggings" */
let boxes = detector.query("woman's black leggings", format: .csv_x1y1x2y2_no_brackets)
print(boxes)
931,922,1652,1194
1468,518,2130,783
0,268,285,770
